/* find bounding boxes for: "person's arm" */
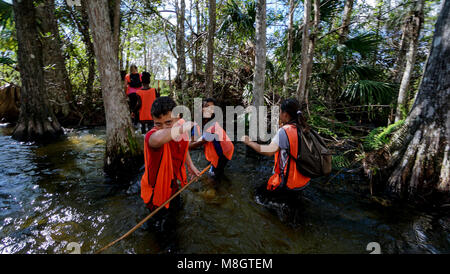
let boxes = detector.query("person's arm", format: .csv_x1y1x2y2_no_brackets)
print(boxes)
189,137,207,150
241,136,279,157
124,79,128,94
185,149,200,177
148,121,193,148
134,95,142,113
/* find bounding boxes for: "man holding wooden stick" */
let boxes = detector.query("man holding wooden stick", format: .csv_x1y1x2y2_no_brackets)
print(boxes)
140,96,200,246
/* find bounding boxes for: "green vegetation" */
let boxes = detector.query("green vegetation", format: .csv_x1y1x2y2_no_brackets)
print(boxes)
364,119,405,151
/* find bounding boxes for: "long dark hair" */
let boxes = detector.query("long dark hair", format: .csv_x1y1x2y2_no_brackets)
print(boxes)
280,98,310,133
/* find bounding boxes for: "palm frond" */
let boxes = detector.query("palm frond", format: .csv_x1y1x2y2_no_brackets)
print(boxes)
319,0,342,24
341,80,397,105
218,0,255,39
343,33,380,56
340,65,380,81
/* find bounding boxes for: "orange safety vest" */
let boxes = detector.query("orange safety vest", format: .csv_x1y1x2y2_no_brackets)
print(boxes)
170,119,189,187
267,124,310,191
140,120,189,208
125,73,142,95
204,122,234,168
136,88,156,121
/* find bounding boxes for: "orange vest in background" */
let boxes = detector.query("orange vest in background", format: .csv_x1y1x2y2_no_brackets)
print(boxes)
125,73,142,95
140,122,189,209
204,122,234,168
136,88,156,121
267,124,310,191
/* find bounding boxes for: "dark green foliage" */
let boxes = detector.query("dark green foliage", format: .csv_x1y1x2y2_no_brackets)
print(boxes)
341,80,398,105
0,0,12,28
0,56,14,65
343,33,380,57
218,0,256,40
319,0,342,24
364,119,405,151
332,154,352,169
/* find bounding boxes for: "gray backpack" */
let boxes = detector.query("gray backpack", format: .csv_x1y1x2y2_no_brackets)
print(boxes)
292,128,332,178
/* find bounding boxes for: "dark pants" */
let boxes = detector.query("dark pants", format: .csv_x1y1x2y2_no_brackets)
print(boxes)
128,93,138,125
255,183,305,226
145,185,181,252
209,156,229,178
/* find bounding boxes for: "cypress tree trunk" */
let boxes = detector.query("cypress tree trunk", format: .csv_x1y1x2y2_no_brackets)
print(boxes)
282,0,295,96
393,17,409,83
12,0,63,143
80,1,96,104
69,1,96,108
332,0,353,76
195,0,203,75
394,0,425,122
368,0,450,203
253,0,266,109
303,0,320,106
205,0,216,97
175,0,187,99
110,0,121,58
37,0,74,121
296,0,311,104
296,0,319,107
85,0,142,179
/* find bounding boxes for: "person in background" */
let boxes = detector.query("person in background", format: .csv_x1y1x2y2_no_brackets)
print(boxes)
135,72,158,134
120,70,127,83
124,64,142,126
189,98,234,179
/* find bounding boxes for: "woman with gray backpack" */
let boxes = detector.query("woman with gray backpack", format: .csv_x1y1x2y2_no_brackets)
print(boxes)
242,98,331,196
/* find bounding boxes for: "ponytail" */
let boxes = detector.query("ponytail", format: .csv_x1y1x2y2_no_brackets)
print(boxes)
281,98,310,134
296,110,310,134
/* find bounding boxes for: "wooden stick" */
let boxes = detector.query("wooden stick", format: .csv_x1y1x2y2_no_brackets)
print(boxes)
95,164,211,254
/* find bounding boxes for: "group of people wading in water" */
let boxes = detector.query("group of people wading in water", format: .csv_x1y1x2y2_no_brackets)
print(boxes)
123,64,313,251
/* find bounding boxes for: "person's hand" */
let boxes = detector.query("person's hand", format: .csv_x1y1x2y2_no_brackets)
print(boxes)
181,121,194,133
171,121,194,141
131,113,135,119
241,135,251,145
188,164,200,178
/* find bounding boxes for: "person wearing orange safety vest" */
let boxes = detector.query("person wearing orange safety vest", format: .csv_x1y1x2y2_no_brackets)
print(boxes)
190,98,234,178
242,98,311,193
140,96,200,236
135,72,159,134
124,64,142,126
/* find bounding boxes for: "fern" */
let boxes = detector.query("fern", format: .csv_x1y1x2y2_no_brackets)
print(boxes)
332,155,352,169
364,120,405,151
